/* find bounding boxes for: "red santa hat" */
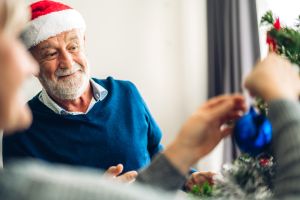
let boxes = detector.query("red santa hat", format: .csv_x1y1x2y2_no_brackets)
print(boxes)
21,0,86,49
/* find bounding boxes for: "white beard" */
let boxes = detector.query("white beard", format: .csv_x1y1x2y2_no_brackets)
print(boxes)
39,62,90,100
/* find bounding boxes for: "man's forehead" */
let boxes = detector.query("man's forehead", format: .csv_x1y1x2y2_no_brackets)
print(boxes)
35,29,83,49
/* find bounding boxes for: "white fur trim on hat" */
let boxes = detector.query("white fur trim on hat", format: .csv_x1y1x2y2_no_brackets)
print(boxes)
21,9,86,49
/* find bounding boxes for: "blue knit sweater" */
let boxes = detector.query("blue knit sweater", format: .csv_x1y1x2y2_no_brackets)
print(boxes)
3,77,163,172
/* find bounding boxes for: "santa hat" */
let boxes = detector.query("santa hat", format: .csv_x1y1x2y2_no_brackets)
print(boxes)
21,0,86,49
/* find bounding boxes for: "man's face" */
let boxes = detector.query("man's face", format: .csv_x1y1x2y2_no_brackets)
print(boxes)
30,29,90,100
0,36,38,133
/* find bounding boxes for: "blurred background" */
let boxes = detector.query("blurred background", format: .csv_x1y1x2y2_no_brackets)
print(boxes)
19,0,300,172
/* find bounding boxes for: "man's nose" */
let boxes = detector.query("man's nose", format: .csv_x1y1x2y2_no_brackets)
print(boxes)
58,50,74,69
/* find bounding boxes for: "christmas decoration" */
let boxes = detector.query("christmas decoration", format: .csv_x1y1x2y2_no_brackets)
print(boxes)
189,11,300,199
189,181,213,198
212,154,274,199
234,11,300,156
233,107,272,157
189,154,275,199
261,11,300,66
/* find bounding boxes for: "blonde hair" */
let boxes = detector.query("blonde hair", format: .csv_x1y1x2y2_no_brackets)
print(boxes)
0,0,29,37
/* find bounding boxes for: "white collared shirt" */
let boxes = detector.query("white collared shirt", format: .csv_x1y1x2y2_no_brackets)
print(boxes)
38,79,108,115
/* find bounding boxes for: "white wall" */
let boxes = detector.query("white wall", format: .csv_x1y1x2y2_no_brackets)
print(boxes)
24,0,208,145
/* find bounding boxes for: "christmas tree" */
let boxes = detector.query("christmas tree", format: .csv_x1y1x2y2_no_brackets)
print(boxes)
189,11,300,199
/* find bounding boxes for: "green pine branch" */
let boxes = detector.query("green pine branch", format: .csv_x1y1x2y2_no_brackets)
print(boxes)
260,11,274,25
258,11,300,114
261,11,300,66
189,181,213,198
269,28,300,65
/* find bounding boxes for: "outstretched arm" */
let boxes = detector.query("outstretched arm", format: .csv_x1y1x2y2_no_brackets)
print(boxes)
137,94,246,190
244,53,300,198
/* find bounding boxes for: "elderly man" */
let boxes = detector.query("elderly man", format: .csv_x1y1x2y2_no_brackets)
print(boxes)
3,0,164,174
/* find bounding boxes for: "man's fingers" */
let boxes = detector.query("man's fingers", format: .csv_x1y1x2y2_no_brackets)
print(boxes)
104,164,124,177
104,166,116,174
117,171,138,183
104,165,138,184
115,164,123,175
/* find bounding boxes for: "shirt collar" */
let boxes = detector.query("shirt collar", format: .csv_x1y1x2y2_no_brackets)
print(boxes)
90,79,108,101
39,79,108,115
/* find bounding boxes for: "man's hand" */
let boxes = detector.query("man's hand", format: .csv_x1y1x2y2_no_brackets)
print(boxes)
104,164,138,183
184,171,215,192
164,94,246,174
245,53,300,101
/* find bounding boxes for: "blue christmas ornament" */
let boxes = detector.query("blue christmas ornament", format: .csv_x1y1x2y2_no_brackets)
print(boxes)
234,106,272,156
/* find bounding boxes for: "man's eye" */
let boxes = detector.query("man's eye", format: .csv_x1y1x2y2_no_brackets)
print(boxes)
44,52,57,59
69,45,79,51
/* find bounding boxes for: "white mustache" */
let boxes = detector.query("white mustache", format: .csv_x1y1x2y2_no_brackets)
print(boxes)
55,63,82,77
